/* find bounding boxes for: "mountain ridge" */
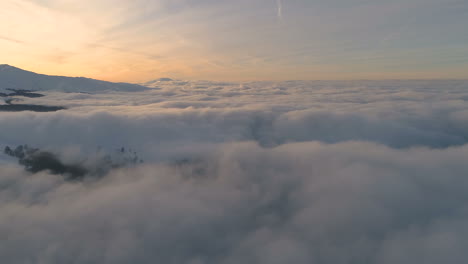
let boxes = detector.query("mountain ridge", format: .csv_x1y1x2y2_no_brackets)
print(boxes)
0,64,148,93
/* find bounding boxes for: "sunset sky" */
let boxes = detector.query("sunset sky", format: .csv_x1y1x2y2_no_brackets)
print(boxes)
1,0,467,82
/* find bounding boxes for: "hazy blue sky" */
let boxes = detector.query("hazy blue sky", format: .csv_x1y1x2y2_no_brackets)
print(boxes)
1,0,467,81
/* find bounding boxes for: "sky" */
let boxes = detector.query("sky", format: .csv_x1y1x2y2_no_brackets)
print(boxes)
0,0,467,82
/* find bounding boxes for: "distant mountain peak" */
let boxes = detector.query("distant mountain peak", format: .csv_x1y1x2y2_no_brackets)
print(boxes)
145,78,174,83
156,78,173,82
142,78,175,87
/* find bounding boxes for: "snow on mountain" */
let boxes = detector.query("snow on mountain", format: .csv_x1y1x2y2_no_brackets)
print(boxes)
0,64,148,93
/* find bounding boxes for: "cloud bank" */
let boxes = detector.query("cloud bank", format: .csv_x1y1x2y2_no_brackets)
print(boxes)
1,79,468,263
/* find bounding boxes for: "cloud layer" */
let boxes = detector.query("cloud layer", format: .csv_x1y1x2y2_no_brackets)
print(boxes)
1,80,468,263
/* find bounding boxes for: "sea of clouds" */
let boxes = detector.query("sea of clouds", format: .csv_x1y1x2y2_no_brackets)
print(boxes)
2,79,468,263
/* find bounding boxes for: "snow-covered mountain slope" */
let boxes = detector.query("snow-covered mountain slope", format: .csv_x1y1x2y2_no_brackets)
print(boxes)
0,64,148,93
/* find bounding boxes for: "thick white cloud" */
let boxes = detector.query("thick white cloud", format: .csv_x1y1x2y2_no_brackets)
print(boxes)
3,142,468,263
1,79,468,263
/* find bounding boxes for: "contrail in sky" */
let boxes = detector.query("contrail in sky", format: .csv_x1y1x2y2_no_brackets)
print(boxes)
277,0,283,19
0,35,24,44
